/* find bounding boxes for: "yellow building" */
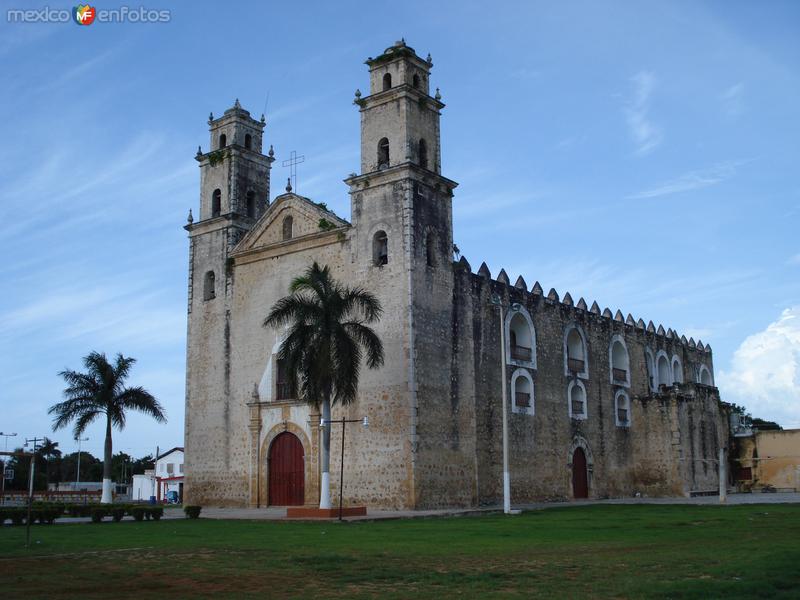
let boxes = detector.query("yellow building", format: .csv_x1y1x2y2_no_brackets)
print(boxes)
736,429,800,492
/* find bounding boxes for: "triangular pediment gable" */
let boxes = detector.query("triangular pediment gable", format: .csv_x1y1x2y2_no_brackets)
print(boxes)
234,193,349,253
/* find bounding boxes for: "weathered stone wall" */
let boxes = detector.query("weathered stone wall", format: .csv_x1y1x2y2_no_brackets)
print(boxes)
184,222,242,506
441,265,727,507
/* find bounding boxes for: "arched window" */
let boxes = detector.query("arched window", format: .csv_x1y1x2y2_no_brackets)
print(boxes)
418,138,428,169
656,353,672,388
244,133,252,150
564,325,588,378
511,369,534,415
219,133,226,149
246,190,256,218
282,215,293,240
698,365,713,386
377,138,390,169
373,230,388,266
615,390,631,427
412,73,420,89
425,231,435,267
645,348,656,392
568,380,587,419
382,72,392,91
610,335,630,386
275,358,290,400
508,310,535,366
203,271,215,301
211,189,221,217
671,356,684,384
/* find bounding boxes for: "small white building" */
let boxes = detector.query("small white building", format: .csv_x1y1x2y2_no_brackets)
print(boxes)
131,447,184,502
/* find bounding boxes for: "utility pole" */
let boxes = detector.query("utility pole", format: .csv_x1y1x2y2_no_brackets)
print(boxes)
719,447,727,503
24,437,44,549
488,295,522,515
0,432,18,505
75,436,89,489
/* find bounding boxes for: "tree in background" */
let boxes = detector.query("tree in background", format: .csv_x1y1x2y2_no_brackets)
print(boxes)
49,352,166,503
37,437,62,486
130,454,155,475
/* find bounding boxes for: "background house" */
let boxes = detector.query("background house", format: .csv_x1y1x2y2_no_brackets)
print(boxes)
735,429,800,492
131,447,184,502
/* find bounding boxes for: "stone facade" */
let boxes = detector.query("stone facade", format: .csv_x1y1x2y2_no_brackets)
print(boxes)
183,41,729,509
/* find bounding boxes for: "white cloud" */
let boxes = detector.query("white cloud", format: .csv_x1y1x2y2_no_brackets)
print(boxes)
718,306,800,428
628,160,747,200
625,71,662,156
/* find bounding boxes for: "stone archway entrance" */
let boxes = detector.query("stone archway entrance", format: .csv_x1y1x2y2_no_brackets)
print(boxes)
268,432,305,506
572,447,589,499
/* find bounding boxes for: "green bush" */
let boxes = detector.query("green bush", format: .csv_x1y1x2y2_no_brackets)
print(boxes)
67,504,93,518
131,507,145,522
90,507,107,523
111,507,126,522
149,507,164,521
10,509,25,526
184,505,202,519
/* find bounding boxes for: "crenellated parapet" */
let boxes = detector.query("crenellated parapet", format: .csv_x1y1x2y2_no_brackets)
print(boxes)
453,258,716,395
457,259,713,354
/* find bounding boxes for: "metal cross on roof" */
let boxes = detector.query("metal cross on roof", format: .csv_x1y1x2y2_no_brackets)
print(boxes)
281,150,305,193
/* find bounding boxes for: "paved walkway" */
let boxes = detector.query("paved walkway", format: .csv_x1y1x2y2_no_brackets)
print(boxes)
199,491,800,522
12,492,797,525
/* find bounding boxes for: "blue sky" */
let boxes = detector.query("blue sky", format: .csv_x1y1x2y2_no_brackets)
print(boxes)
1,1,799,459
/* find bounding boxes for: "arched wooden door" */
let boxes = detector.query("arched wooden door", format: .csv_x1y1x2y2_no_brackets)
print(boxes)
268,432,304,506
572,447,589,499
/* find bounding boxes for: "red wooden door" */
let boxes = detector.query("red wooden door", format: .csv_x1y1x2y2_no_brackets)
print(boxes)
572,448,588,499
268,432,304,506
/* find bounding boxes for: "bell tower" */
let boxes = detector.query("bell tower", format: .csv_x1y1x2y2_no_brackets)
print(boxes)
345,41,461,508
357,39,442,175
345,39,457,271
184,100,274,505
199,99,273,222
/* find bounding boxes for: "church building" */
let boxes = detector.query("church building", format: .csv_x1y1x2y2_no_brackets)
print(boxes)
183,41,729,509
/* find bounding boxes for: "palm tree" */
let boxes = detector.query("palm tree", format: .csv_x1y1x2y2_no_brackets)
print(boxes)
49,352,166,503
264,262,384,509
37,437,61,487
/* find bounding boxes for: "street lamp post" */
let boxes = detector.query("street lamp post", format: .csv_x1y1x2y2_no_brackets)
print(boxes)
319,415,369,521
75,437,89,489
489,294,522,515
0,432,18,505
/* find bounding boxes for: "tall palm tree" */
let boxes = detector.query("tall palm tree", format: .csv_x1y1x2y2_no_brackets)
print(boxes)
37,437,61,486
49,352,166,503
264,262,384,509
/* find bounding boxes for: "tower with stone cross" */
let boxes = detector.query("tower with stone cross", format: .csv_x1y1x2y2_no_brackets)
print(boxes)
184,99,274,494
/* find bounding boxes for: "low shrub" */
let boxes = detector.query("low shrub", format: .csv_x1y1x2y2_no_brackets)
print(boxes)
131,507,145,522
67,504,93,518
90,507,107,523
149,507,164,521
10,509,25,526
184,505,202,519
111,507,126,522
40,508,60,524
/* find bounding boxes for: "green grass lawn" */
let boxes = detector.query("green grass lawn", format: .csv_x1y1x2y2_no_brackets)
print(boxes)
1,504,799,599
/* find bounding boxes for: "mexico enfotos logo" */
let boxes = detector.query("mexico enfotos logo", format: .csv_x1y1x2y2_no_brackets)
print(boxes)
7,5,171,24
